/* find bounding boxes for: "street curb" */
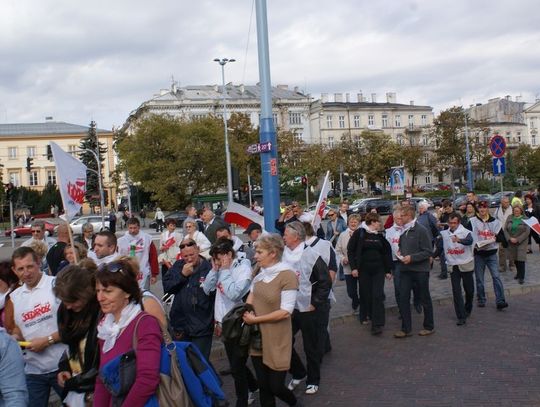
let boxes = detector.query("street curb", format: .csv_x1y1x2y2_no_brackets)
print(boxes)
209,281,540,361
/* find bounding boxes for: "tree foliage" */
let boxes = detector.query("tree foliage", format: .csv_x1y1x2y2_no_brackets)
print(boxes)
79,121,107,206
117,114,230,210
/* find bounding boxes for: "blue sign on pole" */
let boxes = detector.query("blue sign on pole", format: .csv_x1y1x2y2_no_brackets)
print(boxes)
492,157,506,175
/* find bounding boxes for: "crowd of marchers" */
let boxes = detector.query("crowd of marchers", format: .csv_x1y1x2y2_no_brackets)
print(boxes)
0,189,539,407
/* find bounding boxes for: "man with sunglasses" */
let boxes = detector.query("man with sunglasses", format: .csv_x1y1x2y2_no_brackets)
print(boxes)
117,218,159,290
163,238,215,360
22,221,56,250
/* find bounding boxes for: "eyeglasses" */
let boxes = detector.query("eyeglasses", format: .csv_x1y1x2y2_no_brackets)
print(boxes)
328,213,336,217
98,261,125,275
31,230,42,234
180,241,196,249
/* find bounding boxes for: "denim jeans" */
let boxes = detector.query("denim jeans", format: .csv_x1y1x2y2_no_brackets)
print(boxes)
474,252,506,305
26,371,62,407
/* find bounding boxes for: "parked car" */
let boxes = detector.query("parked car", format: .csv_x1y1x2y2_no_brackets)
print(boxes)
5,221,56,238
489,191,514,208
356,198,394,215
149,211,188,229
350,198,372,213
68,216,110,235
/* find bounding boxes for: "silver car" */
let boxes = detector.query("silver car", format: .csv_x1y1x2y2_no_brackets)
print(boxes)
69,216,110,235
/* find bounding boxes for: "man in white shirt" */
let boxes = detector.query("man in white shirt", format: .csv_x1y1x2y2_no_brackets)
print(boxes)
7,247,66,407
494,197,514,273
21,221,56,250
118,217,158,290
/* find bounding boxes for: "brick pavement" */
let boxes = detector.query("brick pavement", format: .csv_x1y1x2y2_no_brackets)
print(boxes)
215,289,540,407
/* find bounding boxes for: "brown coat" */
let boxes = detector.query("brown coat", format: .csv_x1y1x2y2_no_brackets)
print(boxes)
250,270,298,371
504,216,529,262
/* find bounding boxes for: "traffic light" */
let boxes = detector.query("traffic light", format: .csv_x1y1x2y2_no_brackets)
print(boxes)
46,145,53,160
5,183,14,201
26,157,34,172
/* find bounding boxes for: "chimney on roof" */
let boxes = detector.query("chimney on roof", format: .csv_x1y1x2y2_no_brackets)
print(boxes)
294,86,299,93
239,84,245,94
334,93,343,102
357,92,363,102
371,93,377,103
277,84,288,90
213,85,219,92
45,116,53,121
345,93,350,103
386,92,396,103
321,93,328,103
410,100,414,106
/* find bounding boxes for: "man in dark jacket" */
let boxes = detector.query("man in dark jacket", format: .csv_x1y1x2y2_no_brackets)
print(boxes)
394,206,435,338
163,238,215,360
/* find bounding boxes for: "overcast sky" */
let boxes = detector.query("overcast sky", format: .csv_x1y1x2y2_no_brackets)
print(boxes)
1,0,539,130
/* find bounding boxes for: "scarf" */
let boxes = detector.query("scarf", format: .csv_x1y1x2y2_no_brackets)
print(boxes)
283,243,304,271
97,302,142,353
401,219,416,234
58,298,101,356
253,261,291,284
511,215,523,234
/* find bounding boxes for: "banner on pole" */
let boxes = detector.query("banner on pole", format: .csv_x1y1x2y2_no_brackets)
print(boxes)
390,167,405,196
51,142,87,221
312,171,331,230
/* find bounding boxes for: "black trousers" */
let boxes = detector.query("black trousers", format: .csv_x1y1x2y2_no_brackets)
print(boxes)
344,274,360,310
515,260,526,280
289,304,328,386
224,341,258,407
251,356,296,407
450,266,474,320
399,270,434,333
358,267,386,328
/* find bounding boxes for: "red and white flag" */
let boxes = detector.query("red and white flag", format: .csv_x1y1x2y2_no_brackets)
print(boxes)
312,170,331,230
51,142,87,221
522,216,540,237
224,201,265,230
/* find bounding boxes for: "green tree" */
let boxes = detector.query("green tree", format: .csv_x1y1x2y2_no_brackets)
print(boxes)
527,147,540,184
227,113,261,190
116,114,227,210
400,129,431,191
79,121,107,208
513,144,533,182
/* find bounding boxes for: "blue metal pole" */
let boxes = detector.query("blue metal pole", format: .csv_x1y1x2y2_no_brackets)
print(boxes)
464,115,474,191
255,0,280,232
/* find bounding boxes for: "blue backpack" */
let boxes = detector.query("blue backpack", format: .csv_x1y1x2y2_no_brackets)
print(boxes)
161,341,227,407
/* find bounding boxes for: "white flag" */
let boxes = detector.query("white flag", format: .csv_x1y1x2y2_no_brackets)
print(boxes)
51,142,87,220
522,216,540,237
312,171,331,230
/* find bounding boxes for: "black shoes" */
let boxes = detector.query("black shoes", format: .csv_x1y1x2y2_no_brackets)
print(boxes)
456,319,466,326
519,279,524,284
371,327,383,336
438,274,448,280
496,302,509,310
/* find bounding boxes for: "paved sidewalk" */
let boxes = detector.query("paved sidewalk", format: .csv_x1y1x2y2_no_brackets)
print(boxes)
215,289,540,406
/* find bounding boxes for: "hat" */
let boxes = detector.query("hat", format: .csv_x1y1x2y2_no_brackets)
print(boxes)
244,222,262,234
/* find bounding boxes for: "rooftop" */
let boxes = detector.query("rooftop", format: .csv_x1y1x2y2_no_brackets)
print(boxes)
0,121,111,136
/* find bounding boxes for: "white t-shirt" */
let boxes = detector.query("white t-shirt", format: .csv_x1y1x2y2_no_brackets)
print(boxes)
11,274,67,374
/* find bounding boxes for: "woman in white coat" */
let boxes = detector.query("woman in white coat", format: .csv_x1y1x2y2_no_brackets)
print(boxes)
184,219,211,259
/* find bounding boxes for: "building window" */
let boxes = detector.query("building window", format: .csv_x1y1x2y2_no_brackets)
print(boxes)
289,112,302,125
531,117,537,129
422,135,428,146
421,114,427,126
272,113,278,127
191,114,207,120
47,170,57,185
9,172,20,186
425,173,432,184
338,116,345,128
27,146,36,158
368,115,374,126
29,171,38,187
68,145,78,156
326,115,333,128
382,114,388,127
353,115,360,128
423,154,430,165
408,115,414,130
8,147,17,159
532,135,537,146
517,132,521,143
395,115,401,127
328,137,334,148
354,135,360,147
396,134,403,145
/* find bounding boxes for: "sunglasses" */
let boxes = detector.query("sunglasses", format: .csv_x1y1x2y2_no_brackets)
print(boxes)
98,261,125,275
180,241,196,249
31,230,43,234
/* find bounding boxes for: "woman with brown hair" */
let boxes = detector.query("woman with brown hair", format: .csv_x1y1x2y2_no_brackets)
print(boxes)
93,257,162,406
54,259,101,406
0,261,19,327
243,234,299,407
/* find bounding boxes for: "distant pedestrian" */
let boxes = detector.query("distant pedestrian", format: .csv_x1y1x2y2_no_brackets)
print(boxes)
108,210,116,234
154,207,165,232
504,205,529,284
139,208,147,227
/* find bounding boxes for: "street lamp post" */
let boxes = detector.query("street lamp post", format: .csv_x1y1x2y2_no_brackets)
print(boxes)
214,58,235,203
